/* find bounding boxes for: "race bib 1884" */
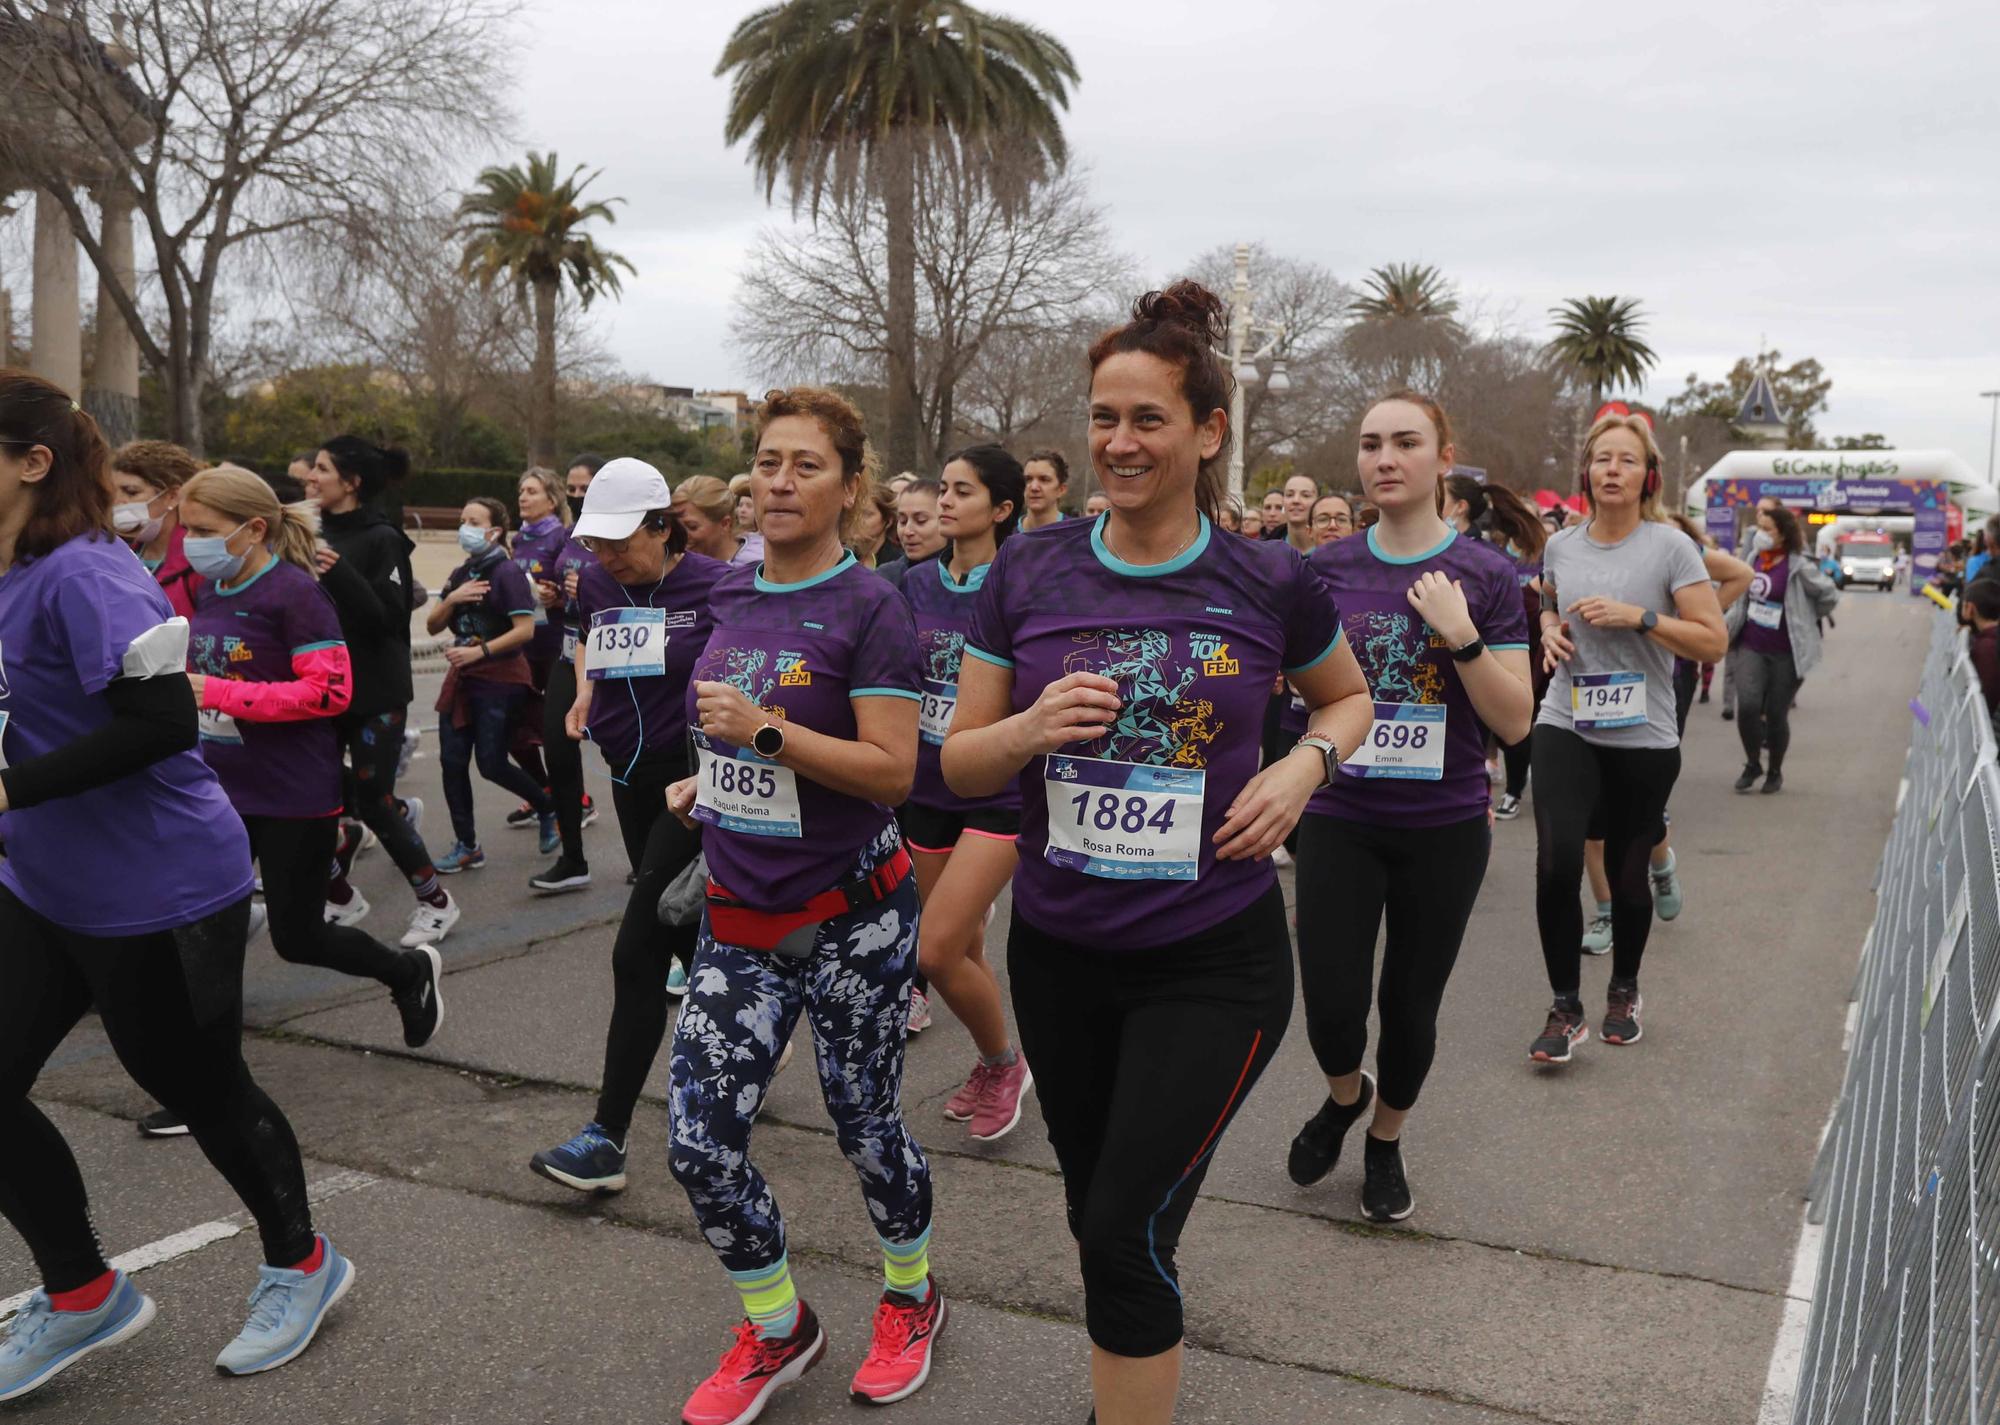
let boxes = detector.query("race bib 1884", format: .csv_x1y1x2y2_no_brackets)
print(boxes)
1043,755,1203,881
1572,671,1648,731
1341,702,1446,780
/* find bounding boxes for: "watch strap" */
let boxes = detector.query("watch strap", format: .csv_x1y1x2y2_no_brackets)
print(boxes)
1449,636,1485,663
1296,734,1340,786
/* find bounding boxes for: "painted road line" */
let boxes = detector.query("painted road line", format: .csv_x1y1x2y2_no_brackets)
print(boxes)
0,1170,376,1320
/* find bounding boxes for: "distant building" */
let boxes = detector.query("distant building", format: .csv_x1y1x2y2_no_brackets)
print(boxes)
1735,368,1789,451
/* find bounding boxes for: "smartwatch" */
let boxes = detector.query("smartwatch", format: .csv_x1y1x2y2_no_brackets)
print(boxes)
1295,734,1341,787
1639,610,1659,634
1449,636,1485,663
752,721,786,759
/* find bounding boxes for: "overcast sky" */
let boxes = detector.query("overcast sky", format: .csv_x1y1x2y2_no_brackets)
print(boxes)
469,1,1993,471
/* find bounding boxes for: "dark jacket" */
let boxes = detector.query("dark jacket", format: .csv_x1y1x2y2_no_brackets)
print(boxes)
318,504,416,717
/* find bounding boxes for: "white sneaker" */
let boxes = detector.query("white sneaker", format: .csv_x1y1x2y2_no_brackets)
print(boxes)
907,986,933,1033
401,797,425,841
248,901,269,944
397,729,420,779
324,890,371,927
357,823,378,856
401,893,460,949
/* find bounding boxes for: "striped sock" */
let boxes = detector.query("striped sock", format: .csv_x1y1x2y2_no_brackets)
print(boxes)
880,1228,931,1302
728,1256,800,1340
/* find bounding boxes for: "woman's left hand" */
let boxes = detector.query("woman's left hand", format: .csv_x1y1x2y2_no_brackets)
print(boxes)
692,680,767,748
1213,745,1322,862
1406,571,1478,647
443,645,485,669
1566,596,1646,631
186,672,207,700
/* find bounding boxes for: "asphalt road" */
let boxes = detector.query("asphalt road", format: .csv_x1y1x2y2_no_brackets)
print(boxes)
11,582,1925,1425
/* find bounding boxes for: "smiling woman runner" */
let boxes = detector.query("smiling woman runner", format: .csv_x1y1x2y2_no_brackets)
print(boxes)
1286,394,1532,1224
1530,410,1727,1062
0,372,351,1399
942,283,1373,1425
662,387,941,1424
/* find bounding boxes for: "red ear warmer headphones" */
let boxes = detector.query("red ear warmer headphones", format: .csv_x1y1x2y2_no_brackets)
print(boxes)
1587,402,1662,498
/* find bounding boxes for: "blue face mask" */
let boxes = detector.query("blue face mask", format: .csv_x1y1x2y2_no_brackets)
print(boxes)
458,524,492,556
184,523,248,581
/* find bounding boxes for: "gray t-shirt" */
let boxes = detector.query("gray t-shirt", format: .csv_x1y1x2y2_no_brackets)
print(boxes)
1536,519,1709,749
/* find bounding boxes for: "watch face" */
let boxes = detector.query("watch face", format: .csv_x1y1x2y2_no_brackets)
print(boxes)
753,724,783,757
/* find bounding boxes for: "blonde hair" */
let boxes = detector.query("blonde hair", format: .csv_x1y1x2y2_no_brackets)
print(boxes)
182,466,322,575
1580,412,1667,521
519,466,570,524
674,474,734,525
727,472,753,501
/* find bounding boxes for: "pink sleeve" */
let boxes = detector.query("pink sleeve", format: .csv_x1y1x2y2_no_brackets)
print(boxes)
202,643,353,723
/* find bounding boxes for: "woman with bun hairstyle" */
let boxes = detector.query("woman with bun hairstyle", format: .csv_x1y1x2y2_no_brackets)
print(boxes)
674,474,764,567
0,373,352,1396
110,440,206,619
304,437,458,950
944,283,1373,1423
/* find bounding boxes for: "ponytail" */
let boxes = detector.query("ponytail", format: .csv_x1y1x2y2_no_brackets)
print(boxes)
1482,483,1546,561
184,465,323,575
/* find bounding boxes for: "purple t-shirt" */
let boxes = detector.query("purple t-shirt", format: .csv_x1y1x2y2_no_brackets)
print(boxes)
1743,554,1791,655
689,553,922,908
513,515,570,665
0,535,253,935
575,552,728,772
440,551,536,666
189,559,347,819
901,555,1019,814
968,515,1341,949
1306,528,1530,828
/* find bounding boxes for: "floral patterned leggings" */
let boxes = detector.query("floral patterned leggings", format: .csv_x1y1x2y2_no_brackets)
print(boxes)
667,834,931,1274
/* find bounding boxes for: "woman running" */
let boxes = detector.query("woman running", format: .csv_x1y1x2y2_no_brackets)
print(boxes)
851,481,898,568
674,474,764,567
0,373,351,1398
899,444,1033,1141
943,284,1372,1424
529,459,728,1195
1286,396,1532,1222
530,454,606,894
1731,501,1838,795
110,440,205,618
874,478,947,589
425,497,554,871
1530,410,1727,1062
1021,449,1070,531
498,466,570,840
306,437,457,949
663,387,941,1423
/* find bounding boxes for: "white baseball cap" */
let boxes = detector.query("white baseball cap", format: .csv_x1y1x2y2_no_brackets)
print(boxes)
573,458,672,541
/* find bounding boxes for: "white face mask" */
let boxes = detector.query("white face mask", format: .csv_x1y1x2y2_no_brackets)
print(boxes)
113,500,164,543
1752,529,1777,552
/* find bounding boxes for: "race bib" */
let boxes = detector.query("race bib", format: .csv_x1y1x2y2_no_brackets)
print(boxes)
586,607,667,680
1341,702,1446,781
1288,691,1307,715
693,738,802,838
198,707,243,744
919,678,957,746
562,626,579,661
1748,600,1783,630
1042,755,1203,881
1572,671,1648,731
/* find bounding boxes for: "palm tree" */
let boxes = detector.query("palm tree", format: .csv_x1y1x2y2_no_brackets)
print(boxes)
717,1,1078,474
456,152,634,464
1543,295,1659,410
1350,263,1462,327
1347,263,1464,389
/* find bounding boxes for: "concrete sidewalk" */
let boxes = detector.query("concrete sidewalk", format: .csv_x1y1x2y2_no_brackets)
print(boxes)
15,589,1924,1424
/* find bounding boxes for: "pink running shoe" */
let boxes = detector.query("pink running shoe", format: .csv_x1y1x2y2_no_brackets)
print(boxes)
681,1304,826,1425
968,1055,1033,1142
942,1060,995,1122
849,1280,946,1405
906,986,932,1034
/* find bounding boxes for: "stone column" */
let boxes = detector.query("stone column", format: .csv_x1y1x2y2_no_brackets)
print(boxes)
29,186,82,398
86,184,140,446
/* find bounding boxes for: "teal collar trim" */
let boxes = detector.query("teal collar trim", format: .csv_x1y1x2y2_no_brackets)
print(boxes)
1089,512,1211,577
755,550,856,593
938,557,990,594
1367,525,1458,566
216,551,280,597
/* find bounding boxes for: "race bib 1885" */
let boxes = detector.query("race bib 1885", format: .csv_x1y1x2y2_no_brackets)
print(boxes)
1572,671,1648,731
1042,755,1203,881
693,737,802,838
1341,702,1446,780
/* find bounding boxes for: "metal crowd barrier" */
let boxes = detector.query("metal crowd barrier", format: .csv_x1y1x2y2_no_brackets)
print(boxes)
1793,608,2000,1424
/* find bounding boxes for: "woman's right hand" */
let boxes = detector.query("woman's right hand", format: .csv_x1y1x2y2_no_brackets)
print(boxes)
666,775,699,829
1540,619,1575,675
1018,672,1121,756
537,579,562,610
445,579,488,608
565,700,590,741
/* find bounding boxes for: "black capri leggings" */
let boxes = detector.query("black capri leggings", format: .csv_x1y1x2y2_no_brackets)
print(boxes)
592,751,702,1143
1295,812,1490,1110
1008,885,1291,1358
247,815,419,993
0,888,316,1290
337,706,436,891
544,654,589,864
1531,725,1681,995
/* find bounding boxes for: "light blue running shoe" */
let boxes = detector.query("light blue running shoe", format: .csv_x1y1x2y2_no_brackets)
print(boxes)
214,1235,354,1376
537,812,560,856
666,960,689,998
0,1272,156,1402
433,841,485,874
1651,856,1684,922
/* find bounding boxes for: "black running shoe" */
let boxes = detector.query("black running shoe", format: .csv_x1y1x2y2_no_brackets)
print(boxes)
1530,1002,1590,1064
1360,1134,1413,1222
529,856,592,895
505,802,538,830
1602,981,1644,1045
1721,705,1735,721
1734,764,1761,793
137,1107,188,1137
1286,1071,1375,1186
1761,771,1785,795
394,945,445,1048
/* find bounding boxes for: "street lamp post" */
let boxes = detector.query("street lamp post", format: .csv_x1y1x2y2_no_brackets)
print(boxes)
1224,243,1290,508
1982,390,2000,484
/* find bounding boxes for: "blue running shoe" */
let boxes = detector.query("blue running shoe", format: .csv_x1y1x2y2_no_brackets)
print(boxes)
530,1122,628,1194
214,1236,354,1376
537,812,560,856
433,841,485,874
0,1273,156,1402
666,960,689,998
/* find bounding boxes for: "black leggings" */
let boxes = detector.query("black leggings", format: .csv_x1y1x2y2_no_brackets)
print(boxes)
1009,885,1291,1358
1735,647,1802,773
593,753,701,1141
0,887,315,1289
1531,725,1681,994
544,655,588,863
248,816,417,991
1296,812,1490,1110
337,706,436,890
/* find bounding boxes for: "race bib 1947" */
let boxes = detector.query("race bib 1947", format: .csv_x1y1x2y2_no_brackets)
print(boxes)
198,706,243,745
1572,671,1648,731
1043,755,1203,882
1341,702,1446,781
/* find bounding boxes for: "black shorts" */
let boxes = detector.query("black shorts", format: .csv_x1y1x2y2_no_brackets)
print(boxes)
898,800,1021,854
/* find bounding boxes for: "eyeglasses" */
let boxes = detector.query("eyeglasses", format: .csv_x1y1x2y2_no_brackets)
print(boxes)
579,534,636,555
1311,512,1353,529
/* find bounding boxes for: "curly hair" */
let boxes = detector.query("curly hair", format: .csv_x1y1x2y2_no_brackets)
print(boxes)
1087,282,1234,523
755,386,878,542
112,439,204,492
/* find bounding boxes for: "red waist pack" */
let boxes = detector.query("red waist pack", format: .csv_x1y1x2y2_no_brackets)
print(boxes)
705,845,913,960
